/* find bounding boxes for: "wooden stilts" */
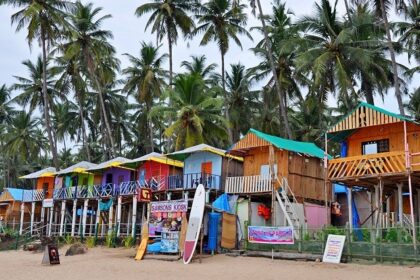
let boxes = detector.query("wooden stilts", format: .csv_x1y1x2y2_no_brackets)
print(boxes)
108,200,114,235
132,195,137,237
19,202,25,235
397,183,403,224
59,200,66,236
417,190,420,224
48,203,53,237
127,204,132,236
30,202,35,236
408,174,417,247
71,199,77,237
386,194,391,228
95,199,101,237
116,196,122,237
82,199,89,237
324,133,329,224
347,187,353,232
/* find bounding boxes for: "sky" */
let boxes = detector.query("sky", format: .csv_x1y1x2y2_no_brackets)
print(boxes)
0,0,418,115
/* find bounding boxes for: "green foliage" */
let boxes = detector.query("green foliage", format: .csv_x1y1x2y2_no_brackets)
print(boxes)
122,236,135,248
105,232,116,248
85,237,96,248
63,235,75,245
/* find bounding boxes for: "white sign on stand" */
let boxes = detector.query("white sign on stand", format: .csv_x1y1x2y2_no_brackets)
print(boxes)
43,199,54,208
322,234,346,264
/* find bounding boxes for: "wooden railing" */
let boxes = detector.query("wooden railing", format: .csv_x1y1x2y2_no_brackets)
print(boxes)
225,175,272,194
22,189,45,202
328,151,406,180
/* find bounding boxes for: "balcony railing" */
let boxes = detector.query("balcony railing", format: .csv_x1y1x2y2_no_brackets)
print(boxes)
183,173,221,190
328,151,406,180
225,175,272,194
118,181,139,196
53,187,76,200
22,189,45,202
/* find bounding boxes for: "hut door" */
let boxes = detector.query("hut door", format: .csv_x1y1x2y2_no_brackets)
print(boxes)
201,162,213,175
260,164,277,179
106,174,113,184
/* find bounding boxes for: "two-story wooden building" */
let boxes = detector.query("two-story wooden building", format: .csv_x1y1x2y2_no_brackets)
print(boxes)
327,102,420,234
225,129,329,236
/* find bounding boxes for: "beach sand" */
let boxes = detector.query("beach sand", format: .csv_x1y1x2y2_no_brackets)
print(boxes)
1,246,420,280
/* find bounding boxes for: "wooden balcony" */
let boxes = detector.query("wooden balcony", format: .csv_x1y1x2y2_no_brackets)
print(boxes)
225,175,272,194
328,151,407,182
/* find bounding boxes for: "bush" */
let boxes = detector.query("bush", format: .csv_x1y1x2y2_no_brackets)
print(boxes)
85,237,96,248
63,235,74,245
122,236,135,248
105,232,116,248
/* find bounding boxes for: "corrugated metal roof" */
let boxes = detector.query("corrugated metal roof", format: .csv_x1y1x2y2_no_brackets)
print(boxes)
87,157,131,171
124,152,184,168
55,161,97,175
19,167,56,179
167,143,242,161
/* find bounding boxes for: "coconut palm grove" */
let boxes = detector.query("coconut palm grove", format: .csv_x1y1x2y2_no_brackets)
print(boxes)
0,0,419,188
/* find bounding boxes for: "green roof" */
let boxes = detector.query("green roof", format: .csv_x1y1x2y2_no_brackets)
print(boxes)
327,102,417,142
248,129,329,159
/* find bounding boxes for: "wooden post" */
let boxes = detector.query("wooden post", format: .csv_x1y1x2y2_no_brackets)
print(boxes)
347,187,353,233
108,200,114,235
82,199,89,237
132,195,137,237
417,190,420,224
386,195,391,228
126,204,132,236
269,145,276,226
59,200,66,236
397,183,403,224
324,132,329,224
116,196,122,237
374,184,379,230
30,202,35,236
19,202,25,235
95,199,101,237
48,203,53,237
71,199,77,237
404,120,417,247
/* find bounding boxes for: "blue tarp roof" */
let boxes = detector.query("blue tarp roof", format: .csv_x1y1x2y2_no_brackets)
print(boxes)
7,188,25,201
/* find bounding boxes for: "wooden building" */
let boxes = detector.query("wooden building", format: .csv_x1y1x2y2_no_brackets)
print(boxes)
168,143,243,191
123,152,183,191
225,129,328,201
327,102,420,234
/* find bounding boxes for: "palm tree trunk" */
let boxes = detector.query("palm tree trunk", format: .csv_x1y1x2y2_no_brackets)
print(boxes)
146,103,154,153
379,0,404,115
91,72,116,157
41,30,59,169
343,0,352,23
255,0,293,139
221,52,233,144
167,29,174,152
76,91,91,161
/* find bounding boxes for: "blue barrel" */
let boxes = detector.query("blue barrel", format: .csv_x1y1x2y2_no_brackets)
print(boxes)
208,212,221,251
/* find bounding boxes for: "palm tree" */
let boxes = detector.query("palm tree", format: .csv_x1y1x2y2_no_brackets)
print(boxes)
181,55,217,84
406,87,420,121
61,1,119,156
135,0,196,87
122,42,167,153
0,0,73,168
194,0,252,143
1,111,47,162
52,101,79,151
225,63,258,142
152,73,227,150
395,1,420,65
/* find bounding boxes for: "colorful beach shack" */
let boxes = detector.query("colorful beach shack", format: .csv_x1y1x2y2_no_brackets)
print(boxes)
327,102,420,237
225,129,329,238
167,143,243,192
123,152,183,192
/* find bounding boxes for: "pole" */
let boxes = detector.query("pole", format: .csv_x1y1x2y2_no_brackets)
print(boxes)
404,120,417,247
48,203,53,237
19,202,25,235
324,133,329,225
108,200,114,235
398,183,403,224
132,194,137,238
116,196,122,237
71,199,77,237
59,200,66,236
95,199,101,237
30,202,35,236
347,187,353,233
82,199,89,237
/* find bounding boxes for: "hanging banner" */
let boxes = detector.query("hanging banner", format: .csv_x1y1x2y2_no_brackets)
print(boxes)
150,200,188,213
248,226,294,244
322,234,346,264
43,199,54,208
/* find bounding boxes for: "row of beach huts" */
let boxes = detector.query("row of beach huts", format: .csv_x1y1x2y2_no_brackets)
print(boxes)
1,103,420,245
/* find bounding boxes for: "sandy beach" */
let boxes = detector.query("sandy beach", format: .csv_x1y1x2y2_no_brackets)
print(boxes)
1,246,419,280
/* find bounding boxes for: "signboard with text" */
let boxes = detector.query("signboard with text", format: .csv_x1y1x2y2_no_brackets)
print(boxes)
150,200,188,213
42,199,53,208
322,234,346,264
248,226,294,244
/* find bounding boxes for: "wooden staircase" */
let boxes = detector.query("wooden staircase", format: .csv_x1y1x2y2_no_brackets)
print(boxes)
275,177,302,239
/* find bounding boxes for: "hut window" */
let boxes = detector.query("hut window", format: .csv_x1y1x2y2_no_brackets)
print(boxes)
362,139,389,155
260,164,277,179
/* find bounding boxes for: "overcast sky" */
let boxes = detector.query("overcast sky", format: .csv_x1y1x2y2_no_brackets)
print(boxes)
0,0,418,114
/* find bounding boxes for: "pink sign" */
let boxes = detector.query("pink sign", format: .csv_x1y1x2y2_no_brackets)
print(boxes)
248,226,294,244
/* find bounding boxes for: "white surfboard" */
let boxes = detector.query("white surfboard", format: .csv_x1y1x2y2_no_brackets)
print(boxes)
183,184,205,264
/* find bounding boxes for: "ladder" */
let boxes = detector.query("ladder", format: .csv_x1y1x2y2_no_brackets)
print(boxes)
275,177,302,239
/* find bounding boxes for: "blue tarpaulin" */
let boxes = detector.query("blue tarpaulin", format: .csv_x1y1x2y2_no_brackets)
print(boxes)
212,193,231,212
99,200,113,211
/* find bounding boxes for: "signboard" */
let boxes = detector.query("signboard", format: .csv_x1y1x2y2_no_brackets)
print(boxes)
248,226,294,245
151,200,188,213
43,199,54,208
41,245,60,265
138,188,151,202
322,234,346,264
